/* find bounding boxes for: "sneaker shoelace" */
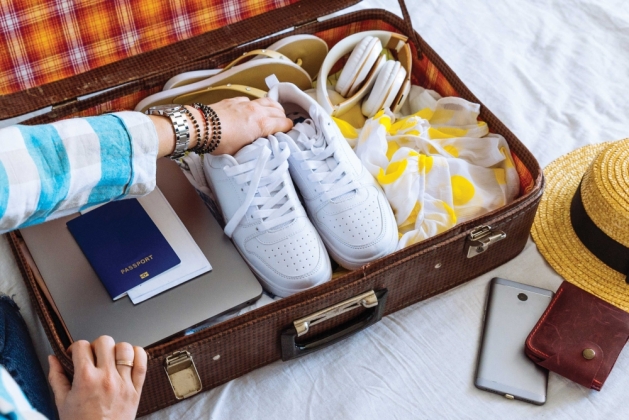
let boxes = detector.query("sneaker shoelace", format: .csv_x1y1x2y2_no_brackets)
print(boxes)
278,108,358,202
223,136,295,238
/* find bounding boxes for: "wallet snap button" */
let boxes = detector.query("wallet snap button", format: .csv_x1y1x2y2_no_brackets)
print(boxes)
582,348,596,360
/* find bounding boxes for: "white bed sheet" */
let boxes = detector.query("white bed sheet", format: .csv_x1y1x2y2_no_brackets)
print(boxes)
1,0,628,418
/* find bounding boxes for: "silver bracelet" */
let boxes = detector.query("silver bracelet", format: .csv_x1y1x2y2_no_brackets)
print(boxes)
145,104,190,159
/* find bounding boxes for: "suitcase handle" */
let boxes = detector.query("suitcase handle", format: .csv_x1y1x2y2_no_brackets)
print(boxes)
280,289,388,361
396,0,423,58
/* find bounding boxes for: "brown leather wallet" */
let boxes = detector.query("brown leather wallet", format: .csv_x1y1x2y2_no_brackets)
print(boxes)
525,281,629,391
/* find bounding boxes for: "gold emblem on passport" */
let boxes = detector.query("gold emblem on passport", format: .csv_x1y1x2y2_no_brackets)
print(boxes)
140,272,149,279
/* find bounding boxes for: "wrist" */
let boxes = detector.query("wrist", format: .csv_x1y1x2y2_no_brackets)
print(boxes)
150,105,204,159
150,114,176,159
183,105,203,151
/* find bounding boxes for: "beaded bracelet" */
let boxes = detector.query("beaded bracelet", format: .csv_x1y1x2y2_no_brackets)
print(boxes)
180,106,201,152
207,106,222,153
193,103,222,154
191,103,210,153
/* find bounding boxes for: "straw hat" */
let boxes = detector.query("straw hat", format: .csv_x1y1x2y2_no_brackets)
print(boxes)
532,138,629,311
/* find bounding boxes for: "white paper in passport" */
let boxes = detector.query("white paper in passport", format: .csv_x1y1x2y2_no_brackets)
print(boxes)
80,187,211,304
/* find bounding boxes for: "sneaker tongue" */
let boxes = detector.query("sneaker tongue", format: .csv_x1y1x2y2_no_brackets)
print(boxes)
289,120,355,202
288,121,324,150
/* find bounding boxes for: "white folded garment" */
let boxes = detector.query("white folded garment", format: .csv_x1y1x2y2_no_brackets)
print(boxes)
333,88,520,250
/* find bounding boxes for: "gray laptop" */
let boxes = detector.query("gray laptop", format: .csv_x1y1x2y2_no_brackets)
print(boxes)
21,158,262,347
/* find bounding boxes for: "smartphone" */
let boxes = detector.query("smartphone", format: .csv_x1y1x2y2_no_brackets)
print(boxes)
474,277,554,405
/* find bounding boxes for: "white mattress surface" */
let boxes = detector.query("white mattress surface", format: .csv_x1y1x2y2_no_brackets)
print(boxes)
1,0,628,418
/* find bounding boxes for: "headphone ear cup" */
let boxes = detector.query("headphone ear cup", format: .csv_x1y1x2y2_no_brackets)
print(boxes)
391,77,411,114
361,60,400,118
335,36,382,97
383,64,407,113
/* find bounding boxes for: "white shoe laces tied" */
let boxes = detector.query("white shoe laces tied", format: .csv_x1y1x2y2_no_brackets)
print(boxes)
223,136,295,238
284,112,358,202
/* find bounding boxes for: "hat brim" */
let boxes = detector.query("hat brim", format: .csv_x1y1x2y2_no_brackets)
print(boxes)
532,141,629,311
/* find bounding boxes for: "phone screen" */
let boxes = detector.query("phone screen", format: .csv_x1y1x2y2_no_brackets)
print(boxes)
474,277,553,405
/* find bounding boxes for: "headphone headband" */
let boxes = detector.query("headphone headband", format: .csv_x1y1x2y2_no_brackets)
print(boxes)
317,31,412,116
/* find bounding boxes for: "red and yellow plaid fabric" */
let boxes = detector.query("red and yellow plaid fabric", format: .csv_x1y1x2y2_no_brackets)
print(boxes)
0,0,297,95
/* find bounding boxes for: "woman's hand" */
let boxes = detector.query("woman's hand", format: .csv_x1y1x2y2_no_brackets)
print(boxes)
152,97,293,158
48,336,147,420
208,97,293,155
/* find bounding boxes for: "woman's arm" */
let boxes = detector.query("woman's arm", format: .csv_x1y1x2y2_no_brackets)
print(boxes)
0,97,291,234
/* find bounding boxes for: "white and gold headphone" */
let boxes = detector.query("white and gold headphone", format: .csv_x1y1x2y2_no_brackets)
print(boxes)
316,30,412,118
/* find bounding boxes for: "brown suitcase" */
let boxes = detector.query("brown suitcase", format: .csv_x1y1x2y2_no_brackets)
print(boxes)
2,0,543,416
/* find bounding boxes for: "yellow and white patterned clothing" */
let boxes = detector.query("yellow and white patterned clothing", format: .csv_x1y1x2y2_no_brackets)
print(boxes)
333,88,519,250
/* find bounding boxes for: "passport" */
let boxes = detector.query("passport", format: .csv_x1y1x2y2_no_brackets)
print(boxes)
67,198,181,300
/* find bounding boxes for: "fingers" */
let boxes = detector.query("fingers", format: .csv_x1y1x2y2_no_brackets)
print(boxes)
264,106,290,120
48,355,71,407
253,97,285,113
114,342,135,381
214,96,282,111
265,117,294,136
209,96,285,115
131,346,148,393
68,340,95,372
250,98,290,128
222,96,249,104
92,335,116,370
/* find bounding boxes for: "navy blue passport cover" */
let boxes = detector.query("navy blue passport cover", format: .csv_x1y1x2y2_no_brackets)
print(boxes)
67,199,180,300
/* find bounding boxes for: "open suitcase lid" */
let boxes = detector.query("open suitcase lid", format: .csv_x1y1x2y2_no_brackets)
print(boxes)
0,0,367,120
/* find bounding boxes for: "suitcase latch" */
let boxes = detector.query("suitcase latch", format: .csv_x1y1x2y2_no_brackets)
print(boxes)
466,225,506,258
164,351,202,400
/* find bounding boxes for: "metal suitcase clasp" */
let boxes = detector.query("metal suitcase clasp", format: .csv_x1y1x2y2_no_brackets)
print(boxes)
466,225,506,258
164,351,202,400
293,290,379,337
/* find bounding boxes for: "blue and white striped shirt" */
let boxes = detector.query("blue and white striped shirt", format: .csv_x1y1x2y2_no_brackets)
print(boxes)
0,366,46,419
0,112,158,234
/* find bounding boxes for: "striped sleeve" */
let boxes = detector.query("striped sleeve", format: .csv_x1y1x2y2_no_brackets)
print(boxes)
0,111,158,233
0,366,48,419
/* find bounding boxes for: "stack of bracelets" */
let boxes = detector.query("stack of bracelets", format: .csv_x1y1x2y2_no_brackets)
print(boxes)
180,106,200,147
192,103,222,154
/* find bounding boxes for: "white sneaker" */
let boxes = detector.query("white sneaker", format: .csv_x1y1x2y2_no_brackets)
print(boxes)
203,136,332,297
268,81,398,270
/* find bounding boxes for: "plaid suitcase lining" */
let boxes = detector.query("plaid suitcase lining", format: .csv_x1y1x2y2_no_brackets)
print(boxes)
0,0,298,95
